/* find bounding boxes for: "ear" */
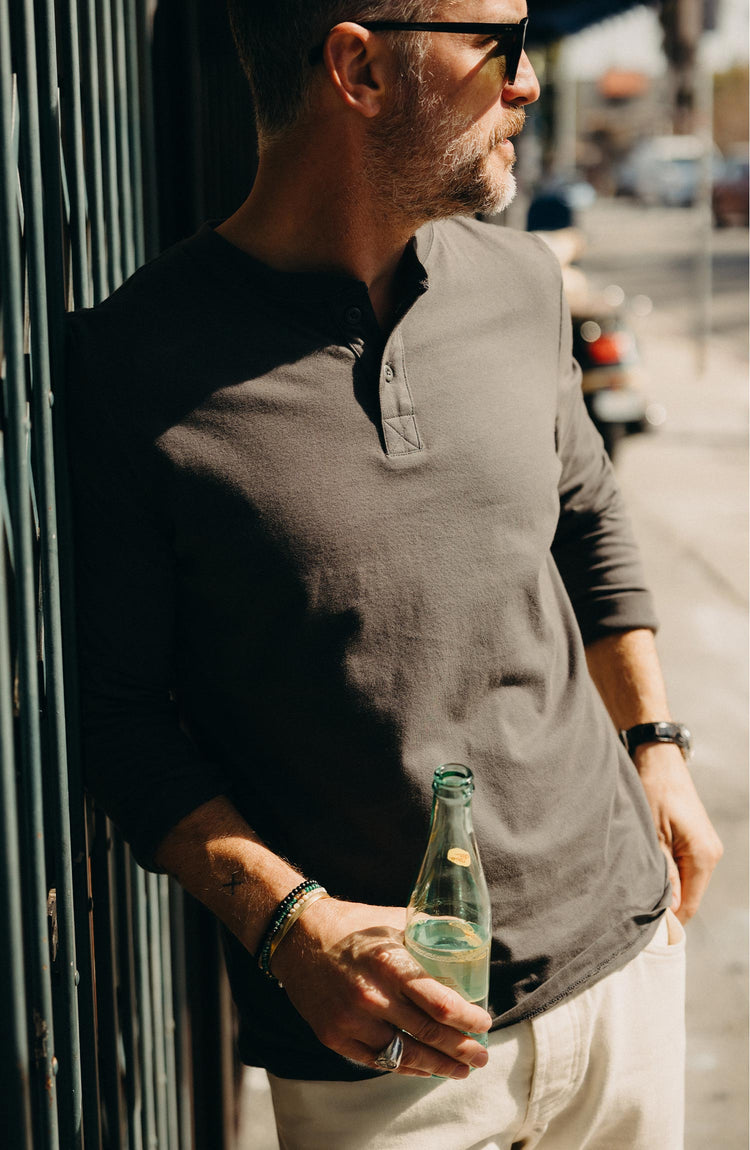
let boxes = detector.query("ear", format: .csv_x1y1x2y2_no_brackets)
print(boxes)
323,22,387,119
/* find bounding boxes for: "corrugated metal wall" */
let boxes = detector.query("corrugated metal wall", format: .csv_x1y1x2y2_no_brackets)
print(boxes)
0,2,255,1147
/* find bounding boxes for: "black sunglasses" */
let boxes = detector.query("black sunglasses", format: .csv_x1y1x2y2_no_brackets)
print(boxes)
309,16,529,85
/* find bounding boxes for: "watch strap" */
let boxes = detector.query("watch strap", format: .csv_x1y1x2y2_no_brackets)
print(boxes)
619,721,693,761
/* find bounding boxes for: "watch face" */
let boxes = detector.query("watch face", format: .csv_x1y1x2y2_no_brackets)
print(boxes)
660,723,692,756
621,722,693,762
678,726,693,761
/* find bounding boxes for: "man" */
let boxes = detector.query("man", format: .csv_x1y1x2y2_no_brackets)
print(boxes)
66,1,722,1146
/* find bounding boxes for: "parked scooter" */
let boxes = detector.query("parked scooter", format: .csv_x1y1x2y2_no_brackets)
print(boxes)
528,189,651,462
533,226,650,460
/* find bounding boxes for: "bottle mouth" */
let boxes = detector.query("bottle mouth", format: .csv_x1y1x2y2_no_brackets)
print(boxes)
432,763,474,797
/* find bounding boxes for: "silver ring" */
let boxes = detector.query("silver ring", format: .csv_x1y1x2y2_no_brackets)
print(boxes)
374,1030,404,1071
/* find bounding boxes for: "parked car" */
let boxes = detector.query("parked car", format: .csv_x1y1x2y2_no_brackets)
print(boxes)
712,150,749,227
617,135,722,208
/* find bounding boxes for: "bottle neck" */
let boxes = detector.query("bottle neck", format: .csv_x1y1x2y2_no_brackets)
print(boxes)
427,790,475,849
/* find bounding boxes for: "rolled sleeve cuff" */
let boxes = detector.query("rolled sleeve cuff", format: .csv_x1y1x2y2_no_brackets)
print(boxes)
575,589,659,648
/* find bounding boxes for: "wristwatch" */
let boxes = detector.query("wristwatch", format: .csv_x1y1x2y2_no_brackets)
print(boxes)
619,721,693,762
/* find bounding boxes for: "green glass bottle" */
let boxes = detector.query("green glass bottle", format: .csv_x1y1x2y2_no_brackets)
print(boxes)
405,763,492,1046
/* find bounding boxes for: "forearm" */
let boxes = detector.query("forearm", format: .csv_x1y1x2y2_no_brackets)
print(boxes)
585,626,722,922
584,627,671,731
153,794,491,1077
153,795,305,955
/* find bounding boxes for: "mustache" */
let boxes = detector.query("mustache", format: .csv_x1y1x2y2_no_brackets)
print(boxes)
489,108,526,149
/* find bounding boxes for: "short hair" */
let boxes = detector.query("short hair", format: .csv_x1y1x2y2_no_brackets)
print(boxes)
226,1,440,141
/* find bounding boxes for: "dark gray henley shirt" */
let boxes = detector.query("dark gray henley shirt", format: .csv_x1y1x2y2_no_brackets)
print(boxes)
66,216,670,1081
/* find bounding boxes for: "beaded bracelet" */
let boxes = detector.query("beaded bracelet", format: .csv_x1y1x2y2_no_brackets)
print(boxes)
257,879,326,982
266,888,331,985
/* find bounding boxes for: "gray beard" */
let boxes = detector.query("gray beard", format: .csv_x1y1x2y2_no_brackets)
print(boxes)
364,83,523,225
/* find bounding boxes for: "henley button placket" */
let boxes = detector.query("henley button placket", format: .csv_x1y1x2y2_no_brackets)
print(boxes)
380,332,422,457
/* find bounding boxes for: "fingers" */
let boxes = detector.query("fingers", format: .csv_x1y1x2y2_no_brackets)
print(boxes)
345,1039,433,1078
637,753,724,925
657,819,724,924
396,1030,479,1078
353,1032,478,1079
323,994,489,1078
659,841,681,913
401,971,493,1038
327,1014,480,1079
673,834,724,924
340,923,491,1070
390,986,490,1064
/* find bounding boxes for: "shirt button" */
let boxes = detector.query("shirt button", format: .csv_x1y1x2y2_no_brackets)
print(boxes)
383,364,394,382
344,306,362,326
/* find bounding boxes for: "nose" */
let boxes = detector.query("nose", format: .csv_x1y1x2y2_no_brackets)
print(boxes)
504,52,540,107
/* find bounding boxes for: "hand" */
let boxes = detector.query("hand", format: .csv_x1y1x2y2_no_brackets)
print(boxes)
270,898,492,1078
634,742,723,923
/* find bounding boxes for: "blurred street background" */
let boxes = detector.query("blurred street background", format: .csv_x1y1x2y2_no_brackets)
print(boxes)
240,2,749,1146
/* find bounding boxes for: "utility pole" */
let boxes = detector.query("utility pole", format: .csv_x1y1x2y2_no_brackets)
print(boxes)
659,0,703,134
661,0,719,374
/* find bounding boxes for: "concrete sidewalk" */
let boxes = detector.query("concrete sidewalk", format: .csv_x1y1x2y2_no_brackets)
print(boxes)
615,336,748,1150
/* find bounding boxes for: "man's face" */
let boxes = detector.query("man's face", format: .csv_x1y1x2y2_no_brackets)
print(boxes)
365,1,539,221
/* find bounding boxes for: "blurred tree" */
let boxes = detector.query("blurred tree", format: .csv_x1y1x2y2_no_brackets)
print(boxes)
713,65,750,153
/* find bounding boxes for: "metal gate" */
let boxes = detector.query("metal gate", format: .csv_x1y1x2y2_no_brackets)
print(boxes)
0,2,255,1147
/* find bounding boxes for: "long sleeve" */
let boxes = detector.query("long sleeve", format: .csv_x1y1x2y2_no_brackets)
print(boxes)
65,314,228,869
551,284,658,645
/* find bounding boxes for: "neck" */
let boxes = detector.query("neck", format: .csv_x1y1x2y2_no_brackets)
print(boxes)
216,125,423,328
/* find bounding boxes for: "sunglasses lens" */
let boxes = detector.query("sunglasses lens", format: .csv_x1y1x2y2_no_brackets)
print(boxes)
508,26,524,83
494,23,525,84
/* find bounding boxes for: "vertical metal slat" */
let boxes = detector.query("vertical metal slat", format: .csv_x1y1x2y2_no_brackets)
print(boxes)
135,0,159,262
132,858,157,1150
159,875,180,1150
94,0,122,290
0,8,35,1142
90,816,128,1149
111,0,136,278
169,884,195,1150
123,0,145,268
56,0,91,311
6,1,60,1143
28,4,85,1145
148,873,169,1150
0,516,34,1150
77,0,108,301
116,838,144,1150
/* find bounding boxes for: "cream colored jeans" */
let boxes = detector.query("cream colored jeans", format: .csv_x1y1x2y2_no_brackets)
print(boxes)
268,911,686,1150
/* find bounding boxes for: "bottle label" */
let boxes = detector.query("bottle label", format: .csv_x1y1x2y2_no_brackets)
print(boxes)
447,847,471,867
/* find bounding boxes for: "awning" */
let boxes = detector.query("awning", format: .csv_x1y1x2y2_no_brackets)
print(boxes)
527,0,659,45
